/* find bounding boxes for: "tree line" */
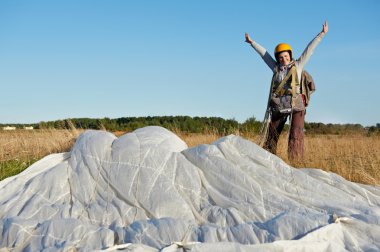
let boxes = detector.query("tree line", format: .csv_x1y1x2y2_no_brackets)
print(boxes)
38,116,243,135
1,116,379,135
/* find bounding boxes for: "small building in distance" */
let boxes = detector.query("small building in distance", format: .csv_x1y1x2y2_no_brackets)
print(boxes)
2,126,16,130
24,126,34,130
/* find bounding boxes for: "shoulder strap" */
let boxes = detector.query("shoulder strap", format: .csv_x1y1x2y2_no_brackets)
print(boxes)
274,66,296,96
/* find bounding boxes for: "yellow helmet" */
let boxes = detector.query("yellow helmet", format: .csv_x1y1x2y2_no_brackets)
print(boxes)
274,43,293,61
274,43,292,54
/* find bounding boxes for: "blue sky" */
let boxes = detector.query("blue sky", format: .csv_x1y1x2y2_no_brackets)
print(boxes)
0,1,379,126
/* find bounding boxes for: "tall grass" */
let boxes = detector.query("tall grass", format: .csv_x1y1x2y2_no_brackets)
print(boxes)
1,129,379,186
179,131,380,185
0,129,81,180
297,134,380,185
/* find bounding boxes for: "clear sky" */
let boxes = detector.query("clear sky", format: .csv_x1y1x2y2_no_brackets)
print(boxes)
0,0,379,126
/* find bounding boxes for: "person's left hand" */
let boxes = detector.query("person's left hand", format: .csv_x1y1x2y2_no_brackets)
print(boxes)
321,21,328,35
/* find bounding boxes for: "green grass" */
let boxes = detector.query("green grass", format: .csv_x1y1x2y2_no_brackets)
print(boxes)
0,158,39,181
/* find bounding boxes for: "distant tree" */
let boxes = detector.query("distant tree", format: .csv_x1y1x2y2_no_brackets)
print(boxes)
241,116,261,134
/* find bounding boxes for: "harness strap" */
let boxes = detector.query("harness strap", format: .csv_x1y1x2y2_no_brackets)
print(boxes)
274,66,297,96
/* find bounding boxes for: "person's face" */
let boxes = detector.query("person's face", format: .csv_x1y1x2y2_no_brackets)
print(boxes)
278,51,291,66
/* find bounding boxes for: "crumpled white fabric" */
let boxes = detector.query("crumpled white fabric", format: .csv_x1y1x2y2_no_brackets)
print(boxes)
0,126,379,251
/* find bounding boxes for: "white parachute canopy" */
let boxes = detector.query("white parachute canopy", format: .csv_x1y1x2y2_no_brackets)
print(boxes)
0,126,379,251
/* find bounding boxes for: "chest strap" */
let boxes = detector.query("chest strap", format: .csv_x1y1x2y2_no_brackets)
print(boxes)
274,66,298,97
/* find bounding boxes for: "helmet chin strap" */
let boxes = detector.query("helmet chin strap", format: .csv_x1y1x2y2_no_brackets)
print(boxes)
279,60,294,71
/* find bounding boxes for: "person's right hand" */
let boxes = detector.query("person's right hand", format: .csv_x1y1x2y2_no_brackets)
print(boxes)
245,33,253,44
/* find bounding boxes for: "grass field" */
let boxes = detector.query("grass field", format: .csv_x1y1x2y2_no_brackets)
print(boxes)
1,129,379,185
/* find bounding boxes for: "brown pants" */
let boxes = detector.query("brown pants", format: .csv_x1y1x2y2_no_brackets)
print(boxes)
263,110,305,162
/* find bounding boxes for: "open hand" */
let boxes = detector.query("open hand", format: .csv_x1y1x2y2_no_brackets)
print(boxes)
321,21,328,35
245,33,253,44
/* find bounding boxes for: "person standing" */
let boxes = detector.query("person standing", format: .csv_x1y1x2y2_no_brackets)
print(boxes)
245,21,328,161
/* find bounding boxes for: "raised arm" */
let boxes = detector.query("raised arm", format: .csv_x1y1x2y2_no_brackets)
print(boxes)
297,21,328,72
245,33,277,72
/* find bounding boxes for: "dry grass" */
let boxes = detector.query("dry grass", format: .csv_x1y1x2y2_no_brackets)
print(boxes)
177,132,221,148
0,129,80,162
1,129,379,186
0,129,82,180
299,134,380,185
179,131,380,186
